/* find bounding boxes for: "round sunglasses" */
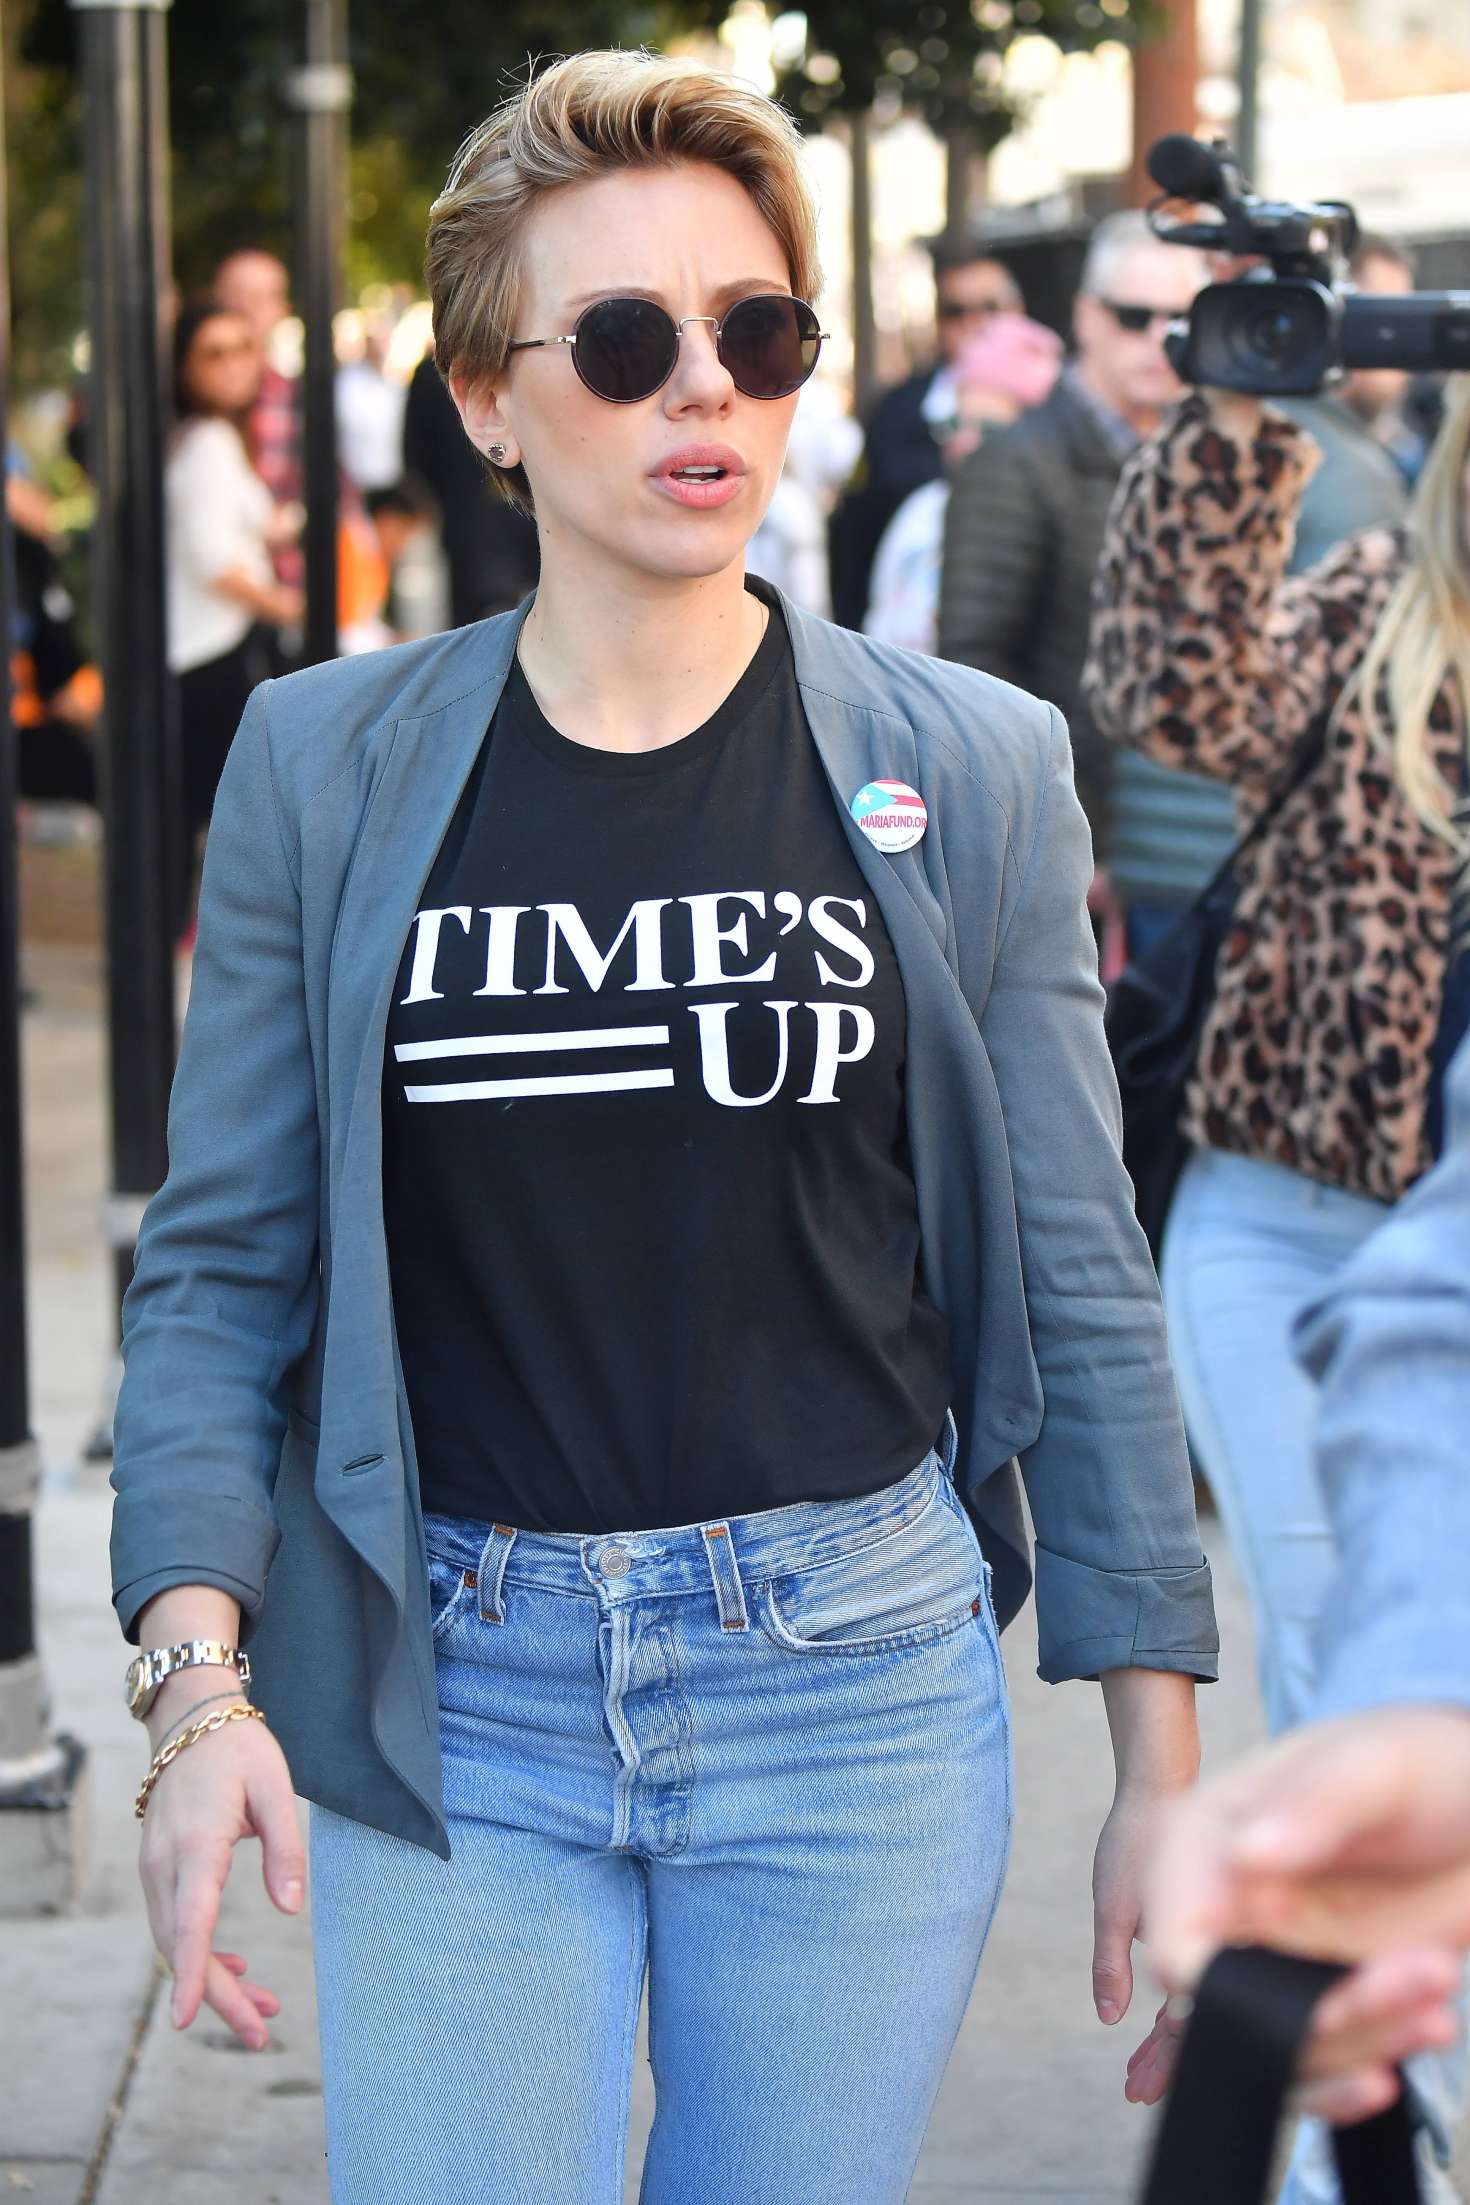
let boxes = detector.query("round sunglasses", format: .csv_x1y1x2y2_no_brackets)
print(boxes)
507,293,828,405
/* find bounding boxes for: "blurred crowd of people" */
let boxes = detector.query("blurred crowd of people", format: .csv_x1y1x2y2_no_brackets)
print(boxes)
10,245,541,938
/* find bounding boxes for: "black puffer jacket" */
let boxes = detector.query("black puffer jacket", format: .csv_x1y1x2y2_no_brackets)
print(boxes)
936,376,1122,832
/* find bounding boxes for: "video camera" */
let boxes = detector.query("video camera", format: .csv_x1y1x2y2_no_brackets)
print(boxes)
1146,133,1470,396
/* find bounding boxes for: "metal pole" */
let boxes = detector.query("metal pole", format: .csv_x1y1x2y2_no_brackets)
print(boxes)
70,0,178,1466
1236,0,1262,182
849,109,877,420
943,117,979,245
1,10,87,1917
286,1,352,669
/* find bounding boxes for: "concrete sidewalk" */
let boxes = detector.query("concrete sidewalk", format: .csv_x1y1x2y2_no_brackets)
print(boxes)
4,935,1461,2202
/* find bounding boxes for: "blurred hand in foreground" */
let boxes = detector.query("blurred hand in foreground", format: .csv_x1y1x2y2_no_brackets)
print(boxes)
1129,1709,1470,2119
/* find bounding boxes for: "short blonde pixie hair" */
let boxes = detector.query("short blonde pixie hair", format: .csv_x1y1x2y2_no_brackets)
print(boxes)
425,48,824,509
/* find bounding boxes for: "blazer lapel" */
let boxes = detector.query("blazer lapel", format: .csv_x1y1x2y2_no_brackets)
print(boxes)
783,593,995,1434
317,609,528,1589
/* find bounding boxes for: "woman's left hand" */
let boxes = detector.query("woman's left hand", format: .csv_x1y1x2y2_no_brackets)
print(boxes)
1093,1783,1165,2029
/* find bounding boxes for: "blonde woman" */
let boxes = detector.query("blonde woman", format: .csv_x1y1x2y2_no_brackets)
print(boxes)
111,52,1215,2204
1085,378,1470,2205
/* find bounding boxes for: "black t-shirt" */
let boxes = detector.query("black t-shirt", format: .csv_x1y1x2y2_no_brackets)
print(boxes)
382,583,951,1531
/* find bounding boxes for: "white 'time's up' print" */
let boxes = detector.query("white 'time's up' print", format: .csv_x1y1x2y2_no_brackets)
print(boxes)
394,890,878,1107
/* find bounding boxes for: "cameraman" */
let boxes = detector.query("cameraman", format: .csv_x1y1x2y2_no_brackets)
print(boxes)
1083,373,1470,2203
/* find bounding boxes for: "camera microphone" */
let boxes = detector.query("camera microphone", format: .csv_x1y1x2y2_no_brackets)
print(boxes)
1146,134,1230,205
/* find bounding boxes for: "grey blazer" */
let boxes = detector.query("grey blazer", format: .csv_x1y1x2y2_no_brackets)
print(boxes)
111,591,1218,1859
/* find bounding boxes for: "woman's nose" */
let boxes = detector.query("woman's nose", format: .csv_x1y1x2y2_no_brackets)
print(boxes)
665,319,734,408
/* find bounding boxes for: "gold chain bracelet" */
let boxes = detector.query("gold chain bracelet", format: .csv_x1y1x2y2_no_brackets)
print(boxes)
134,1701,266,1821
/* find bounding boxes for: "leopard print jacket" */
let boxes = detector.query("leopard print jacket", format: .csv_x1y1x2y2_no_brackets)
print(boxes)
1083,392,1464,1205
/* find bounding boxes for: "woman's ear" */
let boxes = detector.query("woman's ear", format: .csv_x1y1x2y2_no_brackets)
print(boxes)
449,372,518,469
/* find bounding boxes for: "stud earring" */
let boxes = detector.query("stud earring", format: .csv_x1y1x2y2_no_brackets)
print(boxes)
487,441,507,464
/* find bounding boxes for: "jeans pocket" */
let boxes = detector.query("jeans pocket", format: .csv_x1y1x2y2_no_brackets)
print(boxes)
758,1481,987,1656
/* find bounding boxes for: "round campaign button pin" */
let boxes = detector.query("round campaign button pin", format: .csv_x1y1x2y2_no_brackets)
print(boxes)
850,778,928,854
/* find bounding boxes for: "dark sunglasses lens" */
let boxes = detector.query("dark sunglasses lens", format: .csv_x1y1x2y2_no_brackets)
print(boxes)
1111,303,1154,333
574,298,679,402
719,296,821,399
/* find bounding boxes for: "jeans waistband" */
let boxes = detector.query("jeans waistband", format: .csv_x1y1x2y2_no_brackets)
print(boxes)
1187,1145,1391,1230
422,1416,958,1617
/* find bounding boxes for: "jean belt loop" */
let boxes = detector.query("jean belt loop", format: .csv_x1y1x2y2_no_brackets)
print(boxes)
700,1522,749,1633
475,1522,518,1624
939,1407,959,1482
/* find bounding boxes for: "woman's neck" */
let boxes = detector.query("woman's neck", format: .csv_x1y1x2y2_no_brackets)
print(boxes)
514,554,767,755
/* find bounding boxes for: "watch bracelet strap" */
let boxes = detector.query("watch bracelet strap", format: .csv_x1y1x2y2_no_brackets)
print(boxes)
134,1639,249,1715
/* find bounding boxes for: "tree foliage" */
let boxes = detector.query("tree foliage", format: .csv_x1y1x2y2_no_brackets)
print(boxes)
6,0,708,387
772,0,1153,150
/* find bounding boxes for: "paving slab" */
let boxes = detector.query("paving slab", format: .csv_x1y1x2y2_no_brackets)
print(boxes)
0,2168,94,2204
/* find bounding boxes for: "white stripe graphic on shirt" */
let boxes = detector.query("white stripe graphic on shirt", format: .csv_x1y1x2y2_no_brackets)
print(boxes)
403,1068,675,1102
394,1025,670,1062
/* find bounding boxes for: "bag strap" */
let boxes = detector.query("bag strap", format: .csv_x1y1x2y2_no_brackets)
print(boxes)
1427,735,1470,1153
1187,710,1334,913
1140,1946,1420,2205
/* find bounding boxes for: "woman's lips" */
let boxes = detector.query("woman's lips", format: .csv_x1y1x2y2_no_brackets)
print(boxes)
650,469,745,510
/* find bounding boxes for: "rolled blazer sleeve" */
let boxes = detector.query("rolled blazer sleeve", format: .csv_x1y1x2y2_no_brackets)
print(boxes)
110,684,320,1644
1295,1031,1470,1720
980,705,1219,1683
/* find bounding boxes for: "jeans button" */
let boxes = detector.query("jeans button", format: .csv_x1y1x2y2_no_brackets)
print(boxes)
600,1545,632,1577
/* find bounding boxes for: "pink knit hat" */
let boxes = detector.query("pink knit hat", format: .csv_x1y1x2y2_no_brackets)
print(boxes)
954,313,1064,410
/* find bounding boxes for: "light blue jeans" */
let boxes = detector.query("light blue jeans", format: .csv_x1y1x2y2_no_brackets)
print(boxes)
1163,1147,1466,2205
309,1442,1013,2204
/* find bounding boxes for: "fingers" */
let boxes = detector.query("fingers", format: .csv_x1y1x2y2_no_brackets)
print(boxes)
1228,1737,1403,1882
1122,1997,1190,2107
168,1851,286,2049
215,1950,281,2022
1093,1904,1136,2024
248,1773,307,1916
168,1848,229,2029
1300,1949,1461,2086
199,1950,276,2050
1298,2067,1404,2126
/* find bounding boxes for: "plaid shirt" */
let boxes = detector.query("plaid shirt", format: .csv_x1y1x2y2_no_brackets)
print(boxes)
249,365,303,587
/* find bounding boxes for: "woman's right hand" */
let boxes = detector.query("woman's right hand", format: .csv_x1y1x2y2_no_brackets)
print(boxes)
138,1691,306,2050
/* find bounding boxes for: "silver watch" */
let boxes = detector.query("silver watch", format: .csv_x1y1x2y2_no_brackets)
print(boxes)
124,1639,251,1722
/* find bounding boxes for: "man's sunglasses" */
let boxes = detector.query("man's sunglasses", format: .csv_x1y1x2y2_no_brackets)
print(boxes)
1098,298,1180,335
936,297,1007,322
507,294,828,405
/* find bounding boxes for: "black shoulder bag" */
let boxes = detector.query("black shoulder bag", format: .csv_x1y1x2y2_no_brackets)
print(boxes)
1105,723,1330,1260
1140,1946,1420,2204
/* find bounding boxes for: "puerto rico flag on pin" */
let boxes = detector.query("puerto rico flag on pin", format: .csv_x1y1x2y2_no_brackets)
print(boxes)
850,778,928,854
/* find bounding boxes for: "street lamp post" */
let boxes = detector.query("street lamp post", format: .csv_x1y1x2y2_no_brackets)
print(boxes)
287,0,352,669
71,0,179,1476
1237,0,1263,181
0,17,87,1918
